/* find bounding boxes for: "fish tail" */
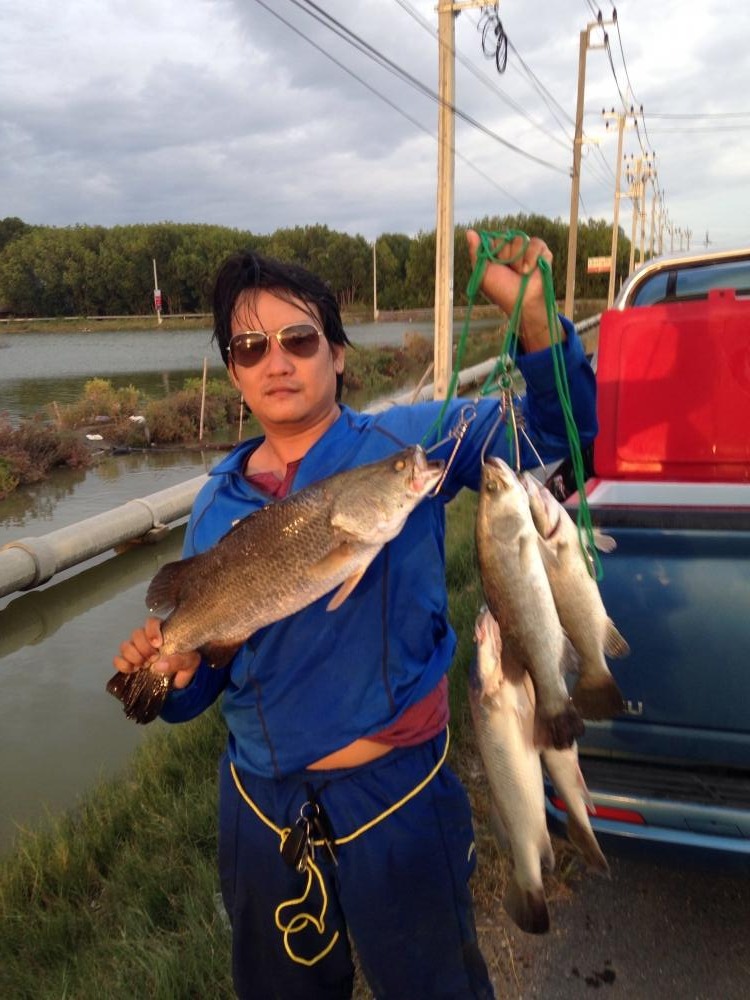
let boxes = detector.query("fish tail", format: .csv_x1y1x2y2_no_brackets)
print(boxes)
571,671,625,720
106,669,172,724
534,703,585,750
567,812,611,878
504,878,550,935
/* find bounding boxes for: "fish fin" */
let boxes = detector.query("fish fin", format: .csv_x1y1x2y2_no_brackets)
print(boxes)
519,532,540,576
604,619,630,658
567,813,611,878
534,703,585,751
106,669,172,724
326,566,368,611
504,880,550,935
198,642,241,669
145,557,198,614
571,671,625,720
540,830,556,873
593,529,617,553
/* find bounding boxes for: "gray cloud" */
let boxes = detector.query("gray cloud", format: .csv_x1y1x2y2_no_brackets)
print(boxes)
0,0,748,245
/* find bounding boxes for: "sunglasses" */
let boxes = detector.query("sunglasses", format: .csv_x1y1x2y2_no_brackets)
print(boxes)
228,323,323,368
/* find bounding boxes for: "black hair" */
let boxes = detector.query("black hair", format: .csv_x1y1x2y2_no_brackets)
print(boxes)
211,251,352,399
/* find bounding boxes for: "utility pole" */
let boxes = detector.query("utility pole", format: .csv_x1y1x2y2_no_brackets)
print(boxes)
603,107,637,307
152,259,163,326
434,1,486,400
372,239,379,322
564,13,613,320
625,156,641,275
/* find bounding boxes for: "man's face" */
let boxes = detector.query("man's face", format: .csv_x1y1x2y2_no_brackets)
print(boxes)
228,289,345,434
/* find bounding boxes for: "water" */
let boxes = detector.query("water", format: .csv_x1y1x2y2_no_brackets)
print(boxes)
0,319,447,421
0,317,480,854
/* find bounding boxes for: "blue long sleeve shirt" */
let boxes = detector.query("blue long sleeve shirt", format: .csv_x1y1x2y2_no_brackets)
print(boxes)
160,319,597,777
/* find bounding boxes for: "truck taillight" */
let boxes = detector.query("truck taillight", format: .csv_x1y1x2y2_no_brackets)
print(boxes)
549,795,646,825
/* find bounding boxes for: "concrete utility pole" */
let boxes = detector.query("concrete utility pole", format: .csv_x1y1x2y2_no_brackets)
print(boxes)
564,14,613,321
372,239,379,321
434,1,487,400
602,107,636,307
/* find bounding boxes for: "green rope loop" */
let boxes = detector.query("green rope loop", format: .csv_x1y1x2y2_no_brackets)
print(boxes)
421,227,601,578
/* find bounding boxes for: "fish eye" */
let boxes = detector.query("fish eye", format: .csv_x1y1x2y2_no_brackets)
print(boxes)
393,458,406,471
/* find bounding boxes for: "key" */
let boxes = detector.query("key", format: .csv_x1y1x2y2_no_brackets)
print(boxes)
309,803,338,867
281,819,309,872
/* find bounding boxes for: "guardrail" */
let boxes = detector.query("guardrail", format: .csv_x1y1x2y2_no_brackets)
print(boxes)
0,314,602,599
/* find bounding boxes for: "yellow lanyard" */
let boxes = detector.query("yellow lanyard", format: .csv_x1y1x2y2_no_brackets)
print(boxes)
229,727,450,965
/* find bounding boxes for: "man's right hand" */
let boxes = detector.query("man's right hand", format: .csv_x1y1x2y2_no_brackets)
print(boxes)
113,617,201,690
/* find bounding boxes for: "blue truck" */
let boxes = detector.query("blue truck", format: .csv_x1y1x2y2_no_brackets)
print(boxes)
545,247,750,870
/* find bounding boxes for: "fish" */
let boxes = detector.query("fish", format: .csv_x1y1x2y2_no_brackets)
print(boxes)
522,473,629,720
107,446,443,724
470,608,610,935
475,457,584,750
470,607,554,934
540,742,610,878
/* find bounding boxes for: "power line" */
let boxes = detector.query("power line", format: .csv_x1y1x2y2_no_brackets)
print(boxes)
251,0,530,210
287,0,568,174
392,0,571,152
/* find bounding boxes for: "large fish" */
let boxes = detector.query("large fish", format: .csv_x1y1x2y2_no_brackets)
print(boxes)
470,607,554,934
107,446,443,723
470,608,609,935
475,457,584,749
522,474,629,719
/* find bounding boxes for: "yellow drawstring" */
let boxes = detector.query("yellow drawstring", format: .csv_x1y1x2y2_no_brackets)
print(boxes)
229,727,450,966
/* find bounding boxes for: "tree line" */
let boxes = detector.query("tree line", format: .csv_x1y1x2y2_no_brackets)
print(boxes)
0,214,632,318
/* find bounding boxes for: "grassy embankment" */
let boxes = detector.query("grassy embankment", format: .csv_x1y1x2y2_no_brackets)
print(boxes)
0,490,585,999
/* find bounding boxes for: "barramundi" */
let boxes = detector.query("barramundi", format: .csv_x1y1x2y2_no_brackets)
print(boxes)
107,446,443,723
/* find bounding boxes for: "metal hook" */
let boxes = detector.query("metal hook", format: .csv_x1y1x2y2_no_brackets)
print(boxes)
426,404,477,496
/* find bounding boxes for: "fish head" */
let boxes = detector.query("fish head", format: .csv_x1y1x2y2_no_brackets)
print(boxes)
471,605,504,702
521,473,562,540
330,446,443,544
477,457,529,537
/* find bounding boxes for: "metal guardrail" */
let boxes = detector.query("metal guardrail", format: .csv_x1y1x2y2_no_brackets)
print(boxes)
0,315,603,599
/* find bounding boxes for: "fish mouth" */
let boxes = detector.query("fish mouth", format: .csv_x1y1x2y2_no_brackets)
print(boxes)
483,455,517,490
412,446,444,493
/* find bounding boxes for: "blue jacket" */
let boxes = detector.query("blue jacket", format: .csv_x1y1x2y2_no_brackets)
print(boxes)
161,320,597,777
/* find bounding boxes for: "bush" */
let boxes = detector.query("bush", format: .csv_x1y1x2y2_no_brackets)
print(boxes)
54,379,144,429
0,414,91,498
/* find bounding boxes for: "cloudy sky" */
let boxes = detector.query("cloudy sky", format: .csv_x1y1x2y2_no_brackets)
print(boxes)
2,0,748,249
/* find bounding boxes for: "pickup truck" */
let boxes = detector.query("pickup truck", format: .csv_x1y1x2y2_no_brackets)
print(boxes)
544,247,750,870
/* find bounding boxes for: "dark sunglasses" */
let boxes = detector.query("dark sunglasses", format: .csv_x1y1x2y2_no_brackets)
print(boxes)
228,323,323,368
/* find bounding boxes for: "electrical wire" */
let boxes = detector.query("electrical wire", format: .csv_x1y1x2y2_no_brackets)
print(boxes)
251,0,530,210
392,0,572,153
288,0,569,175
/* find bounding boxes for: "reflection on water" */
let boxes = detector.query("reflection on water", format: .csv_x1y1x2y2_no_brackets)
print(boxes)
0,527,186,855
0,449,219,545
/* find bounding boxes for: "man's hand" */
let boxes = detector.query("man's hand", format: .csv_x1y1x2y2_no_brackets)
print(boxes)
466,229,565,352
113,616,201,690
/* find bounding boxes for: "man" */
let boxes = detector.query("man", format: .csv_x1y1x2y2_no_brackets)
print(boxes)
113,231,597,999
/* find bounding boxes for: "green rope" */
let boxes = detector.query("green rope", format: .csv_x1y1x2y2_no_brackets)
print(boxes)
423,228,601,578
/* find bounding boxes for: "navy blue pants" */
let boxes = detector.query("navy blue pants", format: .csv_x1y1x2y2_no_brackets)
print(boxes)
218,732,494,999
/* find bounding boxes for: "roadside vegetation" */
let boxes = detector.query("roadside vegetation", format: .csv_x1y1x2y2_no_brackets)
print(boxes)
0,491,585,999
0,213,624,320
